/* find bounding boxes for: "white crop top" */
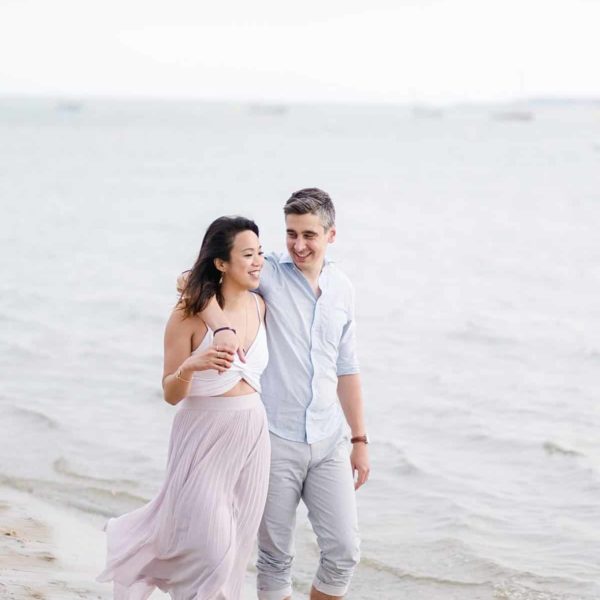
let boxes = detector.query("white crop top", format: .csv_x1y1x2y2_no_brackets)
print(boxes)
188,293,268,396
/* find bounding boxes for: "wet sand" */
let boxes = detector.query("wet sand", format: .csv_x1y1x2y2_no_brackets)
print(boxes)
0,485,258,599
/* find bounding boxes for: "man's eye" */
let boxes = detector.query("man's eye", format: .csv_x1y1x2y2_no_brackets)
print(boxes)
259,251,264,256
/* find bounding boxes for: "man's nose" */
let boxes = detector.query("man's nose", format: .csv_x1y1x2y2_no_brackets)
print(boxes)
294,239,306,252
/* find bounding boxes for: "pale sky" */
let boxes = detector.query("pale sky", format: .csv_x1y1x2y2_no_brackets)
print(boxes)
1,0,599,104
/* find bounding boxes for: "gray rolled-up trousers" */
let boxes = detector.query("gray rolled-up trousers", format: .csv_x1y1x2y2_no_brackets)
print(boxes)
256,431,360,599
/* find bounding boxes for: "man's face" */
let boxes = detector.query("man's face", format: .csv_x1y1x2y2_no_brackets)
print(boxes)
285,213,335,273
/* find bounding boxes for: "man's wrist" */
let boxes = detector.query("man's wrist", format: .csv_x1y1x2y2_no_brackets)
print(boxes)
214,326,237,336
350,433,369,445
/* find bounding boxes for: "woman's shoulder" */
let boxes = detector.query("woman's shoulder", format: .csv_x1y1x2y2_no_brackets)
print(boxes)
166,304,207,335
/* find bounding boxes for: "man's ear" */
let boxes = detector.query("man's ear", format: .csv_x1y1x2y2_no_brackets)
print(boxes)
327,226,337,244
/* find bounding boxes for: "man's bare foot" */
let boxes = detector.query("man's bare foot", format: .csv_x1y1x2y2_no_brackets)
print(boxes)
310,586,342,600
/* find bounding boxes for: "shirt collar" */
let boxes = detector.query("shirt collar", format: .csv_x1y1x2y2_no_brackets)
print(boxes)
279,253,334,266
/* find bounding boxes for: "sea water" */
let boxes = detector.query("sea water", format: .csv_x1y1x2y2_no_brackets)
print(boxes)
1,98,599,599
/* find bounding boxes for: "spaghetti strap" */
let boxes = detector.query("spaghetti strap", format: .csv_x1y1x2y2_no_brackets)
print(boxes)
252,292,262,322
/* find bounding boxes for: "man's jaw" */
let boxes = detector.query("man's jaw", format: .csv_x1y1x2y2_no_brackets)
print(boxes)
292,250,312,265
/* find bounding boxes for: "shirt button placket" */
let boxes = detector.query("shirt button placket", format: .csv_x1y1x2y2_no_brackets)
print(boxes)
307,295,322,445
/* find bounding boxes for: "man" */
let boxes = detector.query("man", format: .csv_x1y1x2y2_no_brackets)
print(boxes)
197,188,369,600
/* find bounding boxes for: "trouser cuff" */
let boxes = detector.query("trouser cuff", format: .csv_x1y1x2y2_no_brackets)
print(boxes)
313,576,349,597
257,585,293,600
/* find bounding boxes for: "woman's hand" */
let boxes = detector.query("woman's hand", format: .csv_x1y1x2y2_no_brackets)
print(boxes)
214,329,246,363
180,346,235,375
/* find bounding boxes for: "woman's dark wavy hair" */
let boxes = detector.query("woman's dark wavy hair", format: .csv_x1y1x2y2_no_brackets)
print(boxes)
180,216,259,317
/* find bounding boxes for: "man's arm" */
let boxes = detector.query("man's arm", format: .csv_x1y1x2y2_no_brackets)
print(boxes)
199,296,244,361
338,374,370,490
175,272,244,360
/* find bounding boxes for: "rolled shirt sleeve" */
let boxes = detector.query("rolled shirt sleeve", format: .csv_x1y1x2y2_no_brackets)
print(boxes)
336,286,360,376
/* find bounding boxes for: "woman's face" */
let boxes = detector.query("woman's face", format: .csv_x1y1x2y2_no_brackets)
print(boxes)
221,230,264,289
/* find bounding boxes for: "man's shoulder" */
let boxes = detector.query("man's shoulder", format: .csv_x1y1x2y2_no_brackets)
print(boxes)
265,251,286,266
326,262,355,293
264,252,296,276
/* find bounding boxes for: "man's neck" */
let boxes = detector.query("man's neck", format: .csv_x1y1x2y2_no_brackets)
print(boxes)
298,260,325,295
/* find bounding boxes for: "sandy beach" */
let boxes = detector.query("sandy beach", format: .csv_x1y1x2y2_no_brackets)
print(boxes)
0,485,258,600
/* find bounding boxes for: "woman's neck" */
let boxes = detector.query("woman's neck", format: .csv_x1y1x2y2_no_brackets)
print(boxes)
220,279,248,311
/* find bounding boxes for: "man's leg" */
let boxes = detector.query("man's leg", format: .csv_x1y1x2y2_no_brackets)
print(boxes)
303,436,360,600
257,433,308,600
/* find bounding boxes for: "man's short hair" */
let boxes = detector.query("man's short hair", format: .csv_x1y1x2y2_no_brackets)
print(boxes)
283,188,336,231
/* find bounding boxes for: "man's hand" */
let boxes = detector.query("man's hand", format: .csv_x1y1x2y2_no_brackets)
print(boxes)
350,443,370,490
176,270,191,295
214,329,246,363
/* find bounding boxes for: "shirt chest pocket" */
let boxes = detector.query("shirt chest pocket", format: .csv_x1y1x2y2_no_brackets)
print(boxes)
317,304,348,347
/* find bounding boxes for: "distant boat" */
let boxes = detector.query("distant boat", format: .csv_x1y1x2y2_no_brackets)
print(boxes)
56,101,83,113
411,105,444,119
247,103,288,116
492,109,534,122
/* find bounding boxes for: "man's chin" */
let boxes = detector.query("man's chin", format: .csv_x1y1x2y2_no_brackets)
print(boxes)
292,253,312,269
293,259,311,271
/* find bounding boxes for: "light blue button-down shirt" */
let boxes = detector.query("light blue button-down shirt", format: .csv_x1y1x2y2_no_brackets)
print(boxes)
257,252,360,444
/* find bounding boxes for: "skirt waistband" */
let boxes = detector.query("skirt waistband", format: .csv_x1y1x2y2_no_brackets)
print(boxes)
179,392,261,411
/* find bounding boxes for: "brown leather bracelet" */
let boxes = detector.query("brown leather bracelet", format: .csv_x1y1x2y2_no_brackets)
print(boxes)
213,326,237,336
351,434,369,444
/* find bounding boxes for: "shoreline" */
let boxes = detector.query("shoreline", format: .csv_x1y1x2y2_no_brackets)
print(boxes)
0,485,258,599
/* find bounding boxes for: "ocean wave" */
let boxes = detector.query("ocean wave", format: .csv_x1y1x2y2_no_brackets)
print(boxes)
493,578,595,600
360,555,490,587
543,441,584,458
0,473,149,518
446,323,519,347
375,441,420,475
53,457,139,487
7,406,60,430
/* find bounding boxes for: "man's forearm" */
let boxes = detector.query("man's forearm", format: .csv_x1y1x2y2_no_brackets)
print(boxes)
338,373,367,436
200,296,230,329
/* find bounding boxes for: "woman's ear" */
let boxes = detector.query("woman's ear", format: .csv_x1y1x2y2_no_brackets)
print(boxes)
214,258,227,273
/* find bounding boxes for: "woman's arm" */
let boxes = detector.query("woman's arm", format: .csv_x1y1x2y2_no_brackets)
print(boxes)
162,308,233,405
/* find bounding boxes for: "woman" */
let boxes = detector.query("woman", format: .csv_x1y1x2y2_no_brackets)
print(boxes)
98,216,270,600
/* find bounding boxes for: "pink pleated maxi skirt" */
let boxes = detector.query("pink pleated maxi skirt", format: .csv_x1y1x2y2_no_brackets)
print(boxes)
97,393,270,600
